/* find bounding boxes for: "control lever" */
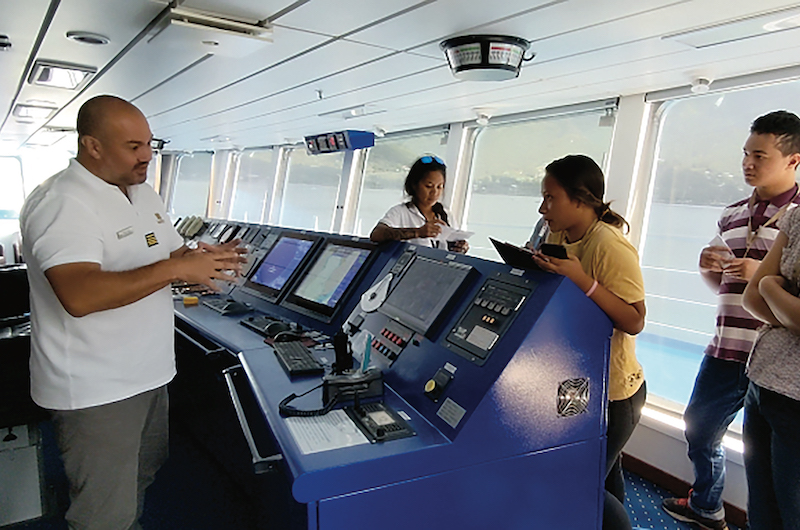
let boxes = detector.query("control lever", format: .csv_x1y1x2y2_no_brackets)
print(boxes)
332,331,352,375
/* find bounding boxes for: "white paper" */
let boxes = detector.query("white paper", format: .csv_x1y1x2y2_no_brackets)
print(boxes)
284,410,369,454
708,234,732,250
440,225,474,242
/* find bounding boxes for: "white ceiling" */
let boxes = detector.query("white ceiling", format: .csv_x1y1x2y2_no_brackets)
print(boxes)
3,0,800,154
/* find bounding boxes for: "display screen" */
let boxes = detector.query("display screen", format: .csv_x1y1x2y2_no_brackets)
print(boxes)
380,256,474,337
282,238,376,321
243,233,318,302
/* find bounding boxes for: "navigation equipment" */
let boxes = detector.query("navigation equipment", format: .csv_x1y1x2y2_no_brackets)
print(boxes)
242,232,319,303
282,237,376,322
379,256,474,337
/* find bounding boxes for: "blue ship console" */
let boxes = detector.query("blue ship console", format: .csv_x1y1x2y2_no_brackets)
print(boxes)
173,221,612,530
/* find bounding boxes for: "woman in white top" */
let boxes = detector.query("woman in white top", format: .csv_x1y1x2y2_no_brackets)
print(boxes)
370,155,468,253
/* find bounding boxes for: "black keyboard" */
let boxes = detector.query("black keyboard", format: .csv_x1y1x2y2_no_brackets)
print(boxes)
273,341,324,377
202,298,250,315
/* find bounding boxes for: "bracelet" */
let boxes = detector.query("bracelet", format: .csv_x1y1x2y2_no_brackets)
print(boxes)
585,279,599,297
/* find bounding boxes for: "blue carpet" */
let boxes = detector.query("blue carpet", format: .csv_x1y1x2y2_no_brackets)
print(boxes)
625,470,741,530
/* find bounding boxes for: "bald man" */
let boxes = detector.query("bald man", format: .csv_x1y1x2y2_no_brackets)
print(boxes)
20,95,240,530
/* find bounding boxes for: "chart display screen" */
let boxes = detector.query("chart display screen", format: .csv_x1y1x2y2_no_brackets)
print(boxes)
243,233,318,302
293,244,371,307
282,237,376,321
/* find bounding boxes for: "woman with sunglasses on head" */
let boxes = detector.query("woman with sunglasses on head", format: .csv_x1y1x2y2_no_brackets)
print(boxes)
370,155,469,253
531,155,646,530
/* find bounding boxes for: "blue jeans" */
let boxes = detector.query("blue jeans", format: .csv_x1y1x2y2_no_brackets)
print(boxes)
683,355,749,517
744,382,800,530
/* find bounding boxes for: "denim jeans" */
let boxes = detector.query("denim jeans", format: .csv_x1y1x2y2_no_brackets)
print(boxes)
683,355,749,518
743,382,800,530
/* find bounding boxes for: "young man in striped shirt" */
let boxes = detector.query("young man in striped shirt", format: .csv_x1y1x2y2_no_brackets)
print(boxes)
663,110,800,530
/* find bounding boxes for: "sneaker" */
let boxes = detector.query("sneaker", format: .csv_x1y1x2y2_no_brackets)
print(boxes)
662,493,729,530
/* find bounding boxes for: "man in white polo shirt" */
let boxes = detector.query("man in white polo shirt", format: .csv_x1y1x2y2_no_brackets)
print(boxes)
20,95,240,530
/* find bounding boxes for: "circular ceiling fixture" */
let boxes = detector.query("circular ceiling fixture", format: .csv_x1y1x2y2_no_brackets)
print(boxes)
66,31,110,46
440,35,534,81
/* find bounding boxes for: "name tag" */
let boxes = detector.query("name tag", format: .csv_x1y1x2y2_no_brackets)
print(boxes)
116,226,134,239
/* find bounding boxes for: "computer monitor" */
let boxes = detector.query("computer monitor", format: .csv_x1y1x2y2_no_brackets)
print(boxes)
241,231,320,303
281,237,377,322
379,255,474,337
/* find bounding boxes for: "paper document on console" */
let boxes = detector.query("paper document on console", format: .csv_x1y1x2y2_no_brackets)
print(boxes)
440,225,474,242
284,410,369,454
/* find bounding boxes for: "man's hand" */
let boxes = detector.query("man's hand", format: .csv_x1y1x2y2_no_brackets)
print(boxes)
723,257,760,281
197,238,248,263
699,246,734,273
173,249,242,291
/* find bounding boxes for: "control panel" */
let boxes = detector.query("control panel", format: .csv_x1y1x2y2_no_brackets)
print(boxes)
447,277,534,365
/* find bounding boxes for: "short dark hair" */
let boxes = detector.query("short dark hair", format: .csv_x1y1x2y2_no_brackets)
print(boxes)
750,110,800,156
545,154,628,231
403,155,448,224
76,95,129,138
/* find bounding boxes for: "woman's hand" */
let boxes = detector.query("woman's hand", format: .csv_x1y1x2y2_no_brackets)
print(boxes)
531,252,593,292
449,239,469,253
417,219,446,238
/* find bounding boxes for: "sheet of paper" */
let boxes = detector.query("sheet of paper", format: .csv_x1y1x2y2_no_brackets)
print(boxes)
284,410,369,454
708,234,732,250
440,225,474,242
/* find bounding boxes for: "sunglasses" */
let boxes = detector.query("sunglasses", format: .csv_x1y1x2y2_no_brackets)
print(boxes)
420,155,444,165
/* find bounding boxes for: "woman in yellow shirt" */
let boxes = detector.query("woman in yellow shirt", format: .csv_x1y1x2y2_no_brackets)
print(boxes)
532,154,646,530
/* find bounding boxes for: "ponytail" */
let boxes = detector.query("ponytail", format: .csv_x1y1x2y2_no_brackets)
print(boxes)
595,202,629,233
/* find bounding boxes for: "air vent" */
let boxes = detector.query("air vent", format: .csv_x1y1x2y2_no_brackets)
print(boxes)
147,6,272,57
557,378,590,417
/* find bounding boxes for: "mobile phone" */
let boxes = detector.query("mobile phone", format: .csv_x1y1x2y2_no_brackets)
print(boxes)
540,243,568,259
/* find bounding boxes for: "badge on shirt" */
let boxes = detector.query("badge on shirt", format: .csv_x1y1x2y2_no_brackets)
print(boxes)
154,213,165,224
145,232,159,247
116,226,134,240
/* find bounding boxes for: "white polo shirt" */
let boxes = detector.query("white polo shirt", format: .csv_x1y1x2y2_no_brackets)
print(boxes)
20,159,184,410
378,202,455,249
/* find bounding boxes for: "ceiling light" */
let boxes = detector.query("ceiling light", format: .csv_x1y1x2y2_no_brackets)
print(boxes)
763,13,800,31
28,60,96,90
690,77,713,94
13,104,57,120
66,31,110,45
440,35,535,81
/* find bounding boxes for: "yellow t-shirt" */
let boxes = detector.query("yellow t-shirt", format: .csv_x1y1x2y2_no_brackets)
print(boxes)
548,220,645,401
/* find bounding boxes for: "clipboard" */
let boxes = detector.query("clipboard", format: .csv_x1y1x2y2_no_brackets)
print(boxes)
489,237,542,271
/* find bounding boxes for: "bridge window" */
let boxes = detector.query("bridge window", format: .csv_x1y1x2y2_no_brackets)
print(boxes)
464,111,614,261
171,152,213,219
230,148,275,223
639,80,800,426
281,148,344,232
0,157,24,220
355,132,446,237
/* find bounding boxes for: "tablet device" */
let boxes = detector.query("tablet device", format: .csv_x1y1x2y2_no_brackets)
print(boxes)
489,238,541,270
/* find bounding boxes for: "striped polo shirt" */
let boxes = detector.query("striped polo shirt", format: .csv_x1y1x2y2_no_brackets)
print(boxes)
705,184,800,363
